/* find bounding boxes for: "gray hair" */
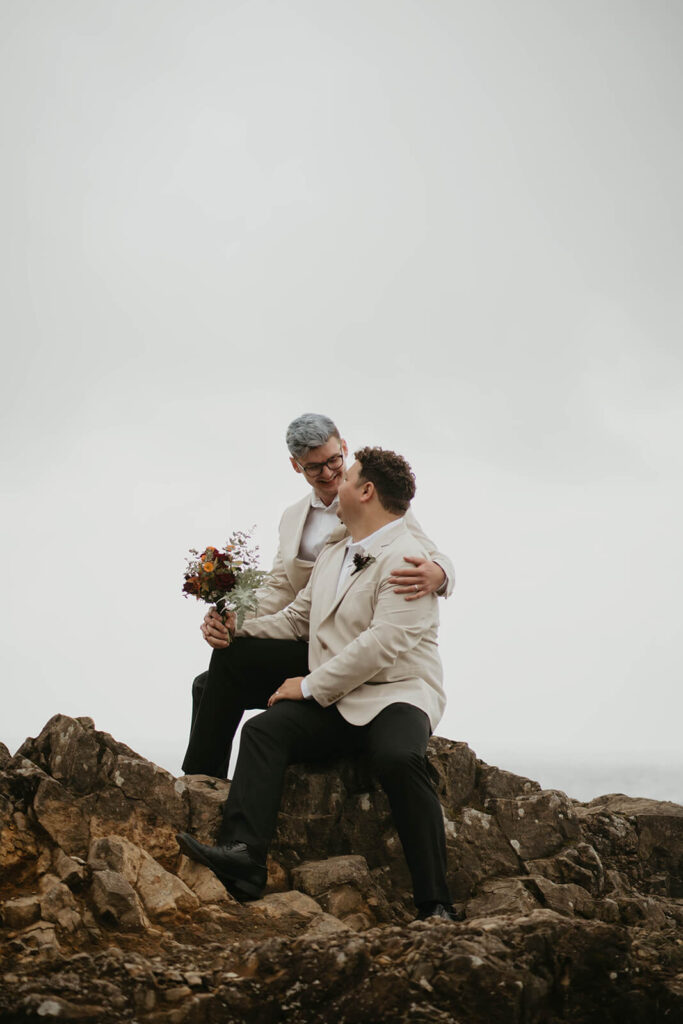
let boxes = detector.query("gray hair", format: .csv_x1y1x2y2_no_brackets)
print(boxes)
286,413,341,458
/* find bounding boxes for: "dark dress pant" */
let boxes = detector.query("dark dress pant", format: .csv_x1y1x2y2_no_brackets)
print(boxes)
219,699,451,907
182,637,310,778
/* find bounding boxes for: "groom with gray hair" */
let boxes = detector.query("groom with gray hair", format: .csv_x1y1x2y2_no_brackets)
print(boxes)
178,445,456,921
182,412,454,778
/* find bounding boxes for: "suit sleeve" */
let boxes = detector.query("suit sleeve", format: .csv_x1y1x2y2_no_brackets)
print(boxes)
244,542,298,620
306,576,438,707
238,572,313,641
403,508,455,598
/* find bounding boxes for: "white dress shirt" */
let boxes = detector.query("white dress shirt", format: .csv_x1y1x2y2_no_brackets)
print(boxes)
297,494,340,562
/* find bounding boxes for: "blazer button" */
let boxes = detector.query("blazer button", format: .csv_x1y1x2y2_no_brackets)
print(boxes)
320,640,328,650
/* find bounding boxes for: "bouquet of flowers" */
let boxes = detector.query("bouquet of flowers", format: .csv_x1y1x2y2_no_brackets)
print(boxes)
182,528,267,635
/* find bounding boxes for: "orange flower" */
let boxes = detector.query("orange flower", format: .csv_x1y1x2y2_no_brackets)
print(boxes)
203,562,215,572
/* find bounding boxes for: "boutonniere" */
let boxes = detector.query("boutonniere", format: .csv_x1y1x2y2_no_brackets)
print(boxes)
351,552,376,576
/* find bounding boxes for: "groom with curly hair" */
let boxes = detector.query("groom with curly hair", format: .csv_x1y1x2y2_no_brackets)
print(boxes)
182,413,454,779
178,446,456,922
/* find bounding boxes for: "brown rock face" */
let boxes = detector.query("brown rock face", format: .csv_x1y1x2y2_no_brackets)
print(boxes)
0,714,681,1023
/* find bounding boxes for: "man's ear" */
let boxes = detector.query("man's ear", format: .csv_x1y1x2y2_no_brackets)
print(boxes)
290,456,303,476
341,439,348,458
359,479,374,504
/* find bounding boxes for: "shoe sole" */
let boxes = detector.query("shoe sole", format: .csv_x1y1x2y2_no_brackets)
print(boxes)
176,833,264,901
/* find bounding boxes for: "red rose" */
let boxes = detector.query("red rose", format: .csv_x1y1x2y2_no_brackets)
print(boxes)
214,571,236,591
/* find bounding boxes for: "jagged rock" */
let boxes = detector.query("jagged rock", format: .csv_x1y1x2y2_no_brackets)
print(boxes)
0,743,10,770
276,762,352,859
1,894,41,929
338,788,394,872
264,854,289,892
526,874,595,918
578,794,683,897
291,855,383,926
0,713,681,1023
427,736,479,814
175,774,230,842
32,777,91,858
488,789,581,859
38,875,82,931
109,757,187,831
52,847,88,889
20,994,107,1020
292,854,373,896
615,893,670,928
465,877,539,918
444,806,521,899
17,715,139,790
477,763,541,803
90,869,148,930
176,855,232,903
17,715,103,794
259,890,323,920
305,911,354,937
525,841,605,895
89,836,199,917
15,716,189,865
0,803,39,878
12,920,61,952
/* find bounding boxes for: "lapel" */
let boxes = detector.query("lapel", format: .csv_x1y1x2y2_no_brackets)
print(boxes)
314,540,349,620
318,519,408,622
327,521,348,546
283,494,313,563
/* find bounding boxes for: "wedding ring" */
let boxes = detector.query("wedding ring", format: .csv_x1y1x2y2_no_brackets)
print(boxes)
414,584,419,592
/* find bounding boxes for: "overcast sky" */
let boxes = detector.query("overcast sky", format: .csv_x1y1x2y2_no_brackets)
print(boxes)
2,0,681,803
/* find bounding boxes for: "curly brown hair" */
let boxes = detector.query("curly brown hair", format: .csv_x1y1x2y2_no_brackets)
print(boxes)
354,447,416,515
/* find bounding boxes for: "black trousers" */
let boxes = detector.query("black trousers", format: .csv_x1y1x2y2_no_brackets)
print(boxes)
219,699,451,907
182,638,310,778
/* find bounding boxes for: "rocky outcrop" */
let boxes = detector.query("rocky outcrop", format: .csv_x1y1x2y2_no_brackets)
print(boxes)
0,714,681,1022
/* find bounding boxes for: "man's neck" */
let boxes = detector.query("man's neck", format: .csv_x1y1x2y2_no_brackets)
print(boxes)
312,487,337,508
349,511,401,543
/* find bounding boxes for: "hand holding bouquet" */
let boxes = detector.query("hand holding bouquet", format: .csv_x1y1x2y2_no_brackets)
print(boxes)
182,529,266,639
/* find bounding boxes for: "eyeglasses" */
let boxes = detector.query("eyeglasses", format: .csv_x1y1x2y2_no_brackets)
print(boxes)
297,449,344,478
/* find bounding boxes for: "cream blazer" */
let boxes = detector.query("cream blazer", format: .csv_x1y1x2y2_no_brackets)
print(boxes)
240,519,446,731
250,492,455,618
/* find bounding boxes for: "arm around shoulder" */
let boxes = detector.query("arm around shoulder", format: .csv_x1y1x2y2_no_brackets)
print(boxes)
403,508,455,598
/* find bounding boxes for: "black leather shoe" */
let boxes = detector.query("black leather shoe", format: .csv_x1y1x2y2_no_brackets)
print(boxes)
176,833,266,901
416,902,458,922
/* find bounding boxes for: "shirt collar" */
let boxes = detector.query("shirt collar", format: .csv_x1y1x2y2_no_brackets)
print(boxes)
346,517,404,554
310,492,339,511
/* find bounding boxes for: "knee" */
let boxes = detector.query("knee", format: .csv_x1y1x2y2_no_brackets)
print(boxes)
241,711,276,744
240,707,296,753
371,747,425,784
210,637,249,672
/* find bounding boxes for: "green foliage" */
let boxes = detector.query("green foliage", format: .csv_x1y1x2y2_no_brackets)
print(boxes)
217,568,268,629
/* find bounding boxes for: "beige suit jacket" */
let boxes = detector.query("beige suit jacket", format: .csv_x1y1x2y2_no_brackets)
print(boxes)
250,492,455,618
240,519,446,731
